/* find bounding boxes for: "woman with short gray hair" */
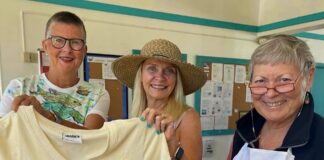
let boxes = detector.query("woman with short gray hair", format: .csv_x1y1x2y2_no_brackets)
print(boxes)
229,34,324,160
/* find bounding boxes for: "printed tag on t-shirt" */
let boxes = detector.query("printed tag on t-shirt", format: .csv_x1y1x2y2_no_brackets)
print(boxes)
62,133,82,144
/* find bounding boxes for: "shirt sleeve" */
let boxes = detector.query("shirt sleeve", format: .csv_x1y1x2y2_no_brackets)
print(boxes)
0,79,23,117
86,89,110,121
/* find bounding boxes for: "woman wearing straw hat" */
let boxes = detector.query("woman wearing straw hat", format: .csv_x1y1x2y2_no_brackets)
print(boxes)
112,39,207,160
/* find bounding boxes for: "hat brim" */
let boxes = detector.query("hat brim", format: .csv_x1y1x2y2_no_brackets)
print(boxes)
112,55,207,95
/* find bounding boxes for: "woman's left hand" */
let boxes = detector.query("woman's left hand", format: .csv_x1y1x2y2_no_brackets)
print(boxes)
141,108,180,155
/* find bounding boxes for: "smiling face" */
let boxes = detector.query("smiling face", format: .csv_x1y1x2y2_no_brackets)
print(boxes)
42,22,87,75
250,63,310,124
141,58,177,103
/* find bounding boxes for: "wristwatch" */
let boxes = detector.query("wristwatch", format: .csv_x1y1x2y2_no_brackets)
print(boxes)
174,146,184,160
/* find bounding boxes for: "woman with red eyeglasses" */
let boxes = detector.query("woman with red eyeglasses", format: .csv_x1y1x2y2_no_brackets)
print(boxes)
228,34,324,160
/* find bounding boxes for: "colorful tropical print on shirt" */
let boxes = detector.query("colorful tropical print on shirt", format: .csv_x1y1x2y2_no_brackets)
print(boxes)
4,74,105,125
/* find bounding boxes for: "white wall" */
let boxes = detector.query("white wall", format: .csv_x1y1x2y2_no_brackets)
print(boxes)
257,0,324,36
304,39,324,63
1,1,324,160
94,0,260,25
259,0,324,25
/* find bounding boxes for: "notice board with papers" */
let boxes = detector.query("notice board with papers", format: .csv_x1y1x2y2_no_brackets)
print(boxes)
83,53,128,120
195,55,251,136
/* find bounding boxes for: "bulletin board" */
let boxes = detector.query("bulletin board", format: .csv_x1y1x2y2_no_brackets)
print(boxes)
195,55,251,136
83,53,128,120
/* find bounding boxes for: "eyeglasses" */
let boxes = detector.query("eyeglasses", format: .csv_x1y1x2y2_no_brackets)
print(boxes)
47,36,85,51
249,72,303,95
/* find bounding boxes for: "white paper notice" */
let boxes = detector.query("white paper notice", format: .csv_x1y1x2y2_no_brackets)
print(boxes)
211,63,223,82
89,79,105,88
87,56,106,63
201,116,215,130
211,98,223,115
214,115,228,129
200,81,212,116
203,62,210,79
201,81,213,98
222,83,233,98
223,64,234,83
222,99,233,116
200,98,212,116
203,139,216,158
246,85,252,102
222,83,233,116
235,65,246,83
212,82,223,98
102,62,116,80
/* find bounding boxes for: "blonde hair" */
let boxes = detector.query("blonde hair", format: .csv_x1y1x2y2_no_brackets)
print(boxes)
130,64,189,120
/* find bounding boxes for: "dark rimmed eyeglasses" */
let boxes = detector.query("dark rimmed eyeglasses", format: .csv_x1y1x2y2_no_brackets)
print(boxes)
47,35,85,51
249,71,303,95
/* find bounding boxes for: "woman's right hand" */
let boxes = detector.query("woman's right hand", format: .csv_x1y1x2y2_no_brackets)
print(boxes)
11,95,55,121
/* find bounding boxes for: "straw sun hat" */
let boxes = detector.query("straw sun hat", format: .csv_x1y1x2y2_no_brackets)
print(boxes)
112,39,207,95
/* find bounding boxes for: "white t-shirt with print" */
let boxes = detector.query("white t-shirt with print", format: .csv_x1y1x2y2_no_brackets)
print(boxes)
0,73,110,125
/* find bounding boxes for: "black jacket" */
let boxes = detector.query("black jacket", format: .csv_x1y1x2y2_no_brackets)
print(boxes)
230,93,324,160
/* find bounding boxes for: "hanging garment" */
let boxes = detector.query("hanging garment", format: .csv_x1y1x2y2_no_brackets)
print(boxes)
0,106,170,160
233,143,294,160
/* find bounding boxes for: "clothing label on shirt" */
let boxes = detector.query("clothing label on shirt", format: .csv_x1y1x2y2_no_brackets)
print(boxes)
62,133,82,144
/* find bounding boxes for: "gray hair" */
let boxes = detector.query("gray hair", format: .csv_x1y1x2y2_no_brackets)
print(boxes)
45,11,86,41
249,34,315,80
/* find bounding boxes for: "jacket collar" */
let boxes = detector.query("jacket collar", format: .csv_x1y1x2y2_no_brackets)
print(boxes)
236,92,314,149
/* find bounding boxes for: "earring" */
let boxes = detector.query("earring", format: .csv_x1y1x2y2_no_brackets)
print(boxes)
304,92,310,104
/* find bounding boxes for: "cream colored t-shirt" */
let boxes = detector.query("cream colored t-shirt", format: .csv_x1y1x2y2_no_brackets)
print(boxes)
0,106,170,160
